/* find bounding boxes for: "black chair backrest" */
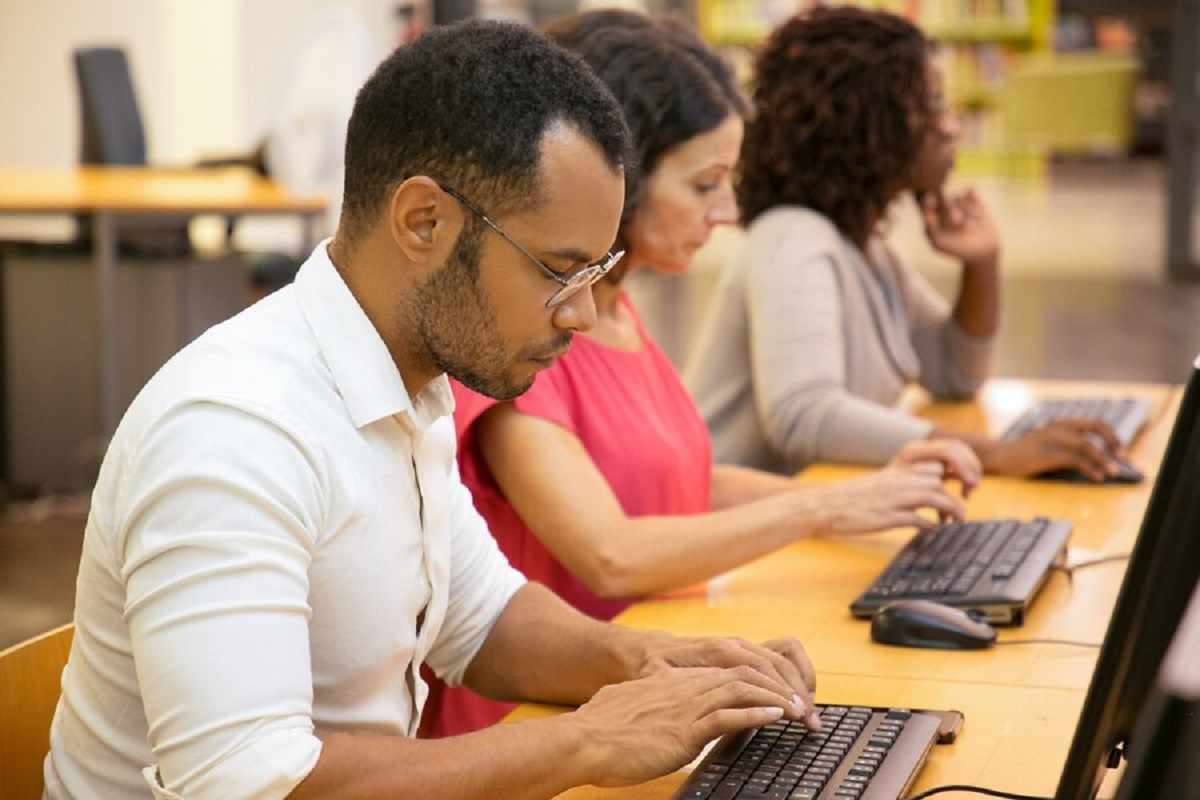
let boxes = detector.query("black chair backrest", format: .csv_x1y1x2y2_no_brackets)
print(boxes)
74,47,147,166
69,47,193,257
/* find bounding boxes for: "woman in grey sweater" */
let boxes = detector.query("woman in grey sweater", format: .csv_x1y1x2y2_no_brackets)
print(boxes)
686,5,1125,482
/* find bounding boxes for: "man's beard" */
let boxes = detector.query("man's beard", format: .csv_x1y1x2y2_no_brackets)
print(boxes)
411,227,569,400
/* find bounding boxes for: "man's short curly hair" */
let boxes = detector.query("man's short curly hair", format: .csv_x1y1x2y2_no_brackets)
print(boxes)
737,6,935,244
340,19,632,241
543,9,749,250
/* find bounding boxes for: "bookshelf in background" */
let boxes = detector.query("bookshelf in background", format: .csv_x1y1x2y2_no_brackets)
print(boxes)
695,0,1057,177
931,0,1055,176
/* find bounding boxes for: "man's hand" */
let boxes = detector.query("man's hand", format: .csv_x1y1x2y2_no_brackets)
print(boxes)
569,666,795,787
568,633,825,787
635,634,818,723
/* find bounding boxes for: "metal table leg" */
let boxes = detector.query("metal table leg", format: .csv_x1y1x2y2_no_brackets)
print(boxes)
93,212,121,436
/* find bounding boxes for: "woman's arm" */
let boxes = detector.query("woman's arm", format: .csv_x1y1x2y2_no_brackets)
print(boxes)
921,188,1001,340
898,190,999,399
708,463,797,509
710,438,982,511
474,404,968,599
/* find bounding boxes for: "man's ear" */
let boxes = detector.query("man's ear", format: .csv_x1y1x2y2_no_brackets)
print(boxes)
387,176,460,266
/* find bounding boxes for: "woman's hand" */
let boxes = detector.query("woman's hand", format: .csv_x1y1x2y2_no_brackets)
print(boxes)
978,418,1127,482
888,438,982,498
921,187,1000,269
805,466,968,536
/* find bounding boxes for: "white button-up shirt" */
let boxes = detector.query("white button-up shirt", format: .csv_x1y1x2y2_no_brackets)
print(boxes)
45,242,526,800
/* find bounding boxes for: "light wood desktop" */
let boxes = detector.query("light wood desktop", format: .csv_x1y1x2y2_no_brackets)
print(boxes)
0,166,327,434
514,676,1089,800
507,379,1181,799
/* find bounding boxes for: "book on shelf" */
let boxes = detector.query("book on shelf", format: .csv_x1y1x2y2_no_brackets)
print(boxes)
698,0,1041,42
919,0,1030,28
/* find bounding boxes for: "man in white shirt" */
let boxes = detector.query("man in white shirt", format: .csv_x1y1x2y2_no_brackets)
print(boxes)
45,20,820,800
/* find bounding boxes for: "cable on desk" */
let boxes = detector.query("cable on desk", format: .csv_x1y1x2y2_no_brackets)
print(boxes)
904,784,1050,799
993,638,1100,648
1053,552,1131,582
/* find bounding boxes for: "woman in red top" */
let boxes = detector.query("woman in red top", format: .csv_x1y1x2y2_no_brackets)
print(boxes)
425,8,980,736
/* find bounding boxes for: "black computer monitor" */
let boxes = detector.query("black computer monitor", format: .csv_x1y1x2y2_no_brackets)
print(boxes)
1111,577,1200,799
1055,354,1200,800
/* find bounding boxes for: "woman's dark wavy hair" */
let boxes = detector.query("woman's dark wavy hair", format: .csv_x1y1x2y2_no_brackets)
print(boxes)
738,6,935,245
340,19,632,242
543,8,749,259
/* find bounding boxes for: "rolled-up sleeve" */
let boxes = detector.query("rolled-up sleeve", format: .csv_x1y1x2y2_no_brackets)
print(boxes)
118,402,327,800
424,475,525,688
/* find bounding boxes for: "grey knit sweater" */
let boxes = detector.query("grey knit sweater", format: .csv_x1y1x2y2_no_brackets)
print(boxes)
685,206,994,475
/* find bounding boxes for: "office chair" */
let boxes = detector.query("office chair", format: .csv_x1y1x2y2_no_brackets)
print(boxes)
72,46,299,289
74,47,267,173
74,46,147,167
72,46,194,258
0,623,74,800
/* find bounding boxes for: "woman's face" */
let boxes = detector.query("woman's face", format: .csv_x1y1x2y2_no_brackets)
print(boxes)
905,59,961,193
624,112,744,274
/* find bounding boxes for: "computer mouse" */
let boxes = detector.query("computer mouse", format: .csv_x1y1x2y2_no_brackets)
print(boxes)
870,599,997,650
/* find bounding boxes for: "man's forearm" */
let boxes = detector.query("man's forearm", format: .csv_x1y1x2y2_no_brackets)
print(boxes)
462,582,660,705
290,715,599,800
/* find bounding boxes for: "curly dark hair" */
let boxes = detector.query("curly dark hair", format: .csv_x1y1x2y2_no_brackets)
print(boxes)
340,19,632,242
737,6,936,245
543,9,749,255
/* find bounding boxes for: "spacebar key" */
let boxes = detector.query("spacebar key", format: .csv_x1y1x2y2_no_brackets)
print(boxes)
703,786,798,800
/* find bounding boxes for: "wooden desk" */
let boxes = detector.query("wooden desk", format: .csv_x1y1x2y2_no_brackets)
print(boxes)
0,166,326,433
781,379,1180,692
600,381,1179,692
509,379,1181,798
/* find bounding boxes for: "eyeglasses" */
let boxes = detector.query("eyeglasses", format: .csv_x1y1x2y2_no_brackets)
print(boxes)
438,184,624,308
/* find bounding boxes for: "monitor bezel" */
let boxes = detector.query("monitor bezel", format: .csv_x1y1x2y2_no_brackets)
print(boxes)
1055,355,1200,800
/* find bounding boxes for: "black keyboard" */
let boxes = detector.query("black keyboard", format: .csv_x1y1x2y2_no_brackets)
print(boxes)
850,517,1073,625
1002,396,1151,447
673,705,941,800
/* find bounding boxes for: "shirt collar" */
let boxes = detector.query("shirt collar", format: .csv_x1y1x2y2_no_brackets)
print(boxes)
293,240,455,432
